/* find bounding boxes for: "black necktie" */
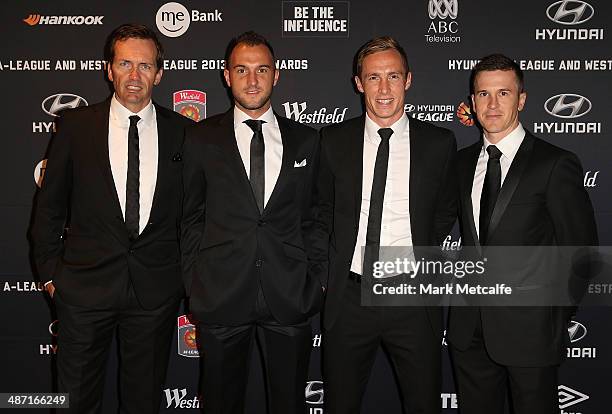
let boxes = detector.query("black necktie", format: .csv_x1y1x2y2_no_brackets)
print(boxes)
479,145,502,245
125,115,140,240
244,119,266,213
363,128,393,276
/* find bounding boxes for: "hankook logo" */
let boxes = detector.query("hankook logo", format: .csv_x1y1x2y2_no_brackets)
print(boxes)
546,0,594,25
305,381,324,405
428,0,458,19
558,385,589,409
42,94,88,117
544,94,591,119
568,320,587,343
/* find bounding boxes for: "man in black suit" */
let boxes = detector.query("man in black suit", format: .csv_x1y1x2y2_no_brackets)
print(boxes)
313,37,457,414
447,54,598,413
31,24,191,413
181,32,322,414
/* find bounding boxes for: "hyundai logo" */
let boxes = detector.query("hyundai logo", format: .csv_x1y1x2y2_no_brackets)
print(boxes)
48,320,59,337
305,381,324,405
568,320,587,343
42,93,88,117
544,94,591,119
428,0,458,20
546,1,594,25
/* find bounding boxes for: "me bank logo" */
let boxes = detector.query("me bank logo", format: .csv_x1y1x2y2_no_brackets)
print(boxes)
155,2,223,38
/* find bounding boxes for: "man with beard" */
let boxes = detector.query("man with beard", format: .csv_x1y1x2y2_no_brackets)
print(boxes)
181,31,323,414
31,24,191,412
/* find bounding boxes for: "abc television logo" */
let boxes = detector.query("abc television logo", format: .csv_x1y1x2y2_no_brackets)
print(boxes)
428,0,458,19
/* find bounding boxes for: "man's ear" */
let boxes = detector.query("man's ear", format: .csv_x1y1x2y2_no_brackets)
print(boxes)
355,75,364,93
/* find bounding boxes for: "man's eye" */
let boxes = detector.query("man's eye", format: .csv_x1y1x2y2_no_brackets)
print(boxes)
140,64,152,71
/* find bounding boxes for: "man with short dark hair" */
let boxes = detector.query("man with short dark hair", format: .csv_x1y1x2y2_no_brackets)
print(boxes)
181,31,323,414
312,36,457,413
31,23,192,413
447,53,597,413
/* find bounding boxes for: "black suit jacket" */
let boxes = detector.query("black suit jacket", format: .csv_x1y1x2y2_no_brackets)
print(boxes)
312,115,458,330
447,131,598,366
181,109,323,326
31,99,192,310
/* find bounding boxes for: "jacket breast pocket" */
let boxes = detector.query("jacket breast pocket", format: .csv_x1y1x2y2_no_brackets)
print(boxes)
283,241,307,262
199,239,234,261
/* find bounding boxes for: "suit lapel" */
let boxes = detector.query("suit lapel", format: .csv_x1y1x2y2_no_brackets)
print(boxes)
408,120,424,240
352,116,366,227
145,104,173,228
92,99,130,244
461,142,481,249
486,133,534,242
263,115,293,215
218,110,261,214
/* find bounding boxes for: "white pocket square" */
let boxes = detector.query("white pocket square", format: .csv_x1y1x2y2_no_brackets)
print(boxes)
294,159,307,168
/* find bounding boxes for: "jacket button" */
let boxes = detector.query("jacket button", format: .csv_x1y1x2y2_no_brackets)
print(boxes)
258,219,266,226
255,259,263,267
129,249,135,254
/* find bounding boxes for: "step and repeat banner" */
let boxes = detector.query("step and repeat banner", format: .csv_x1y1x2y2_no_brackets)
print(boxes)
1,0,611,412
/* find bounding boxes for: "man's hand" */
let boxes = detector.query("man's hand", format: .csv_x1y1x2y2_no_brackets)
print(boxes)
45,282,56,298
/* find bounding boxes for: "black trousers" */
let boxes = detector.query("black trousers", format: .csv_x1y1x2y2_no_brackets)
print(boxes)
197,286,312,414
54,282,179,414
449,312,558,414
323,278,441,414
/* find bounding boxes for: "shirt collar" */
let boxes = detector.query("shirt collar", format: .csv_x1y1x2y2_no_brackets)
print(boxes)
364,113,409,143
482,123,525,161
233,105,277,129
110,94,155,126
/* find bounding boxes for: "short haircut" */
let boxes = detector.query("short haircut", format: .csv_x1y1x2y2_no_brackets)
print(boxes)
355,36,410,78
105,24,164,69
470,54,524,94
225,31,275,67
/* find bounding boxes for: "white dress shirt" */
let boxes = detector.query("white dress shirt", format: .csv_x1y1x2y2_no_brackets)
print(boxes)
233,106,283,207
108,95,158,235
471,123,525,238
351,113,413,276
